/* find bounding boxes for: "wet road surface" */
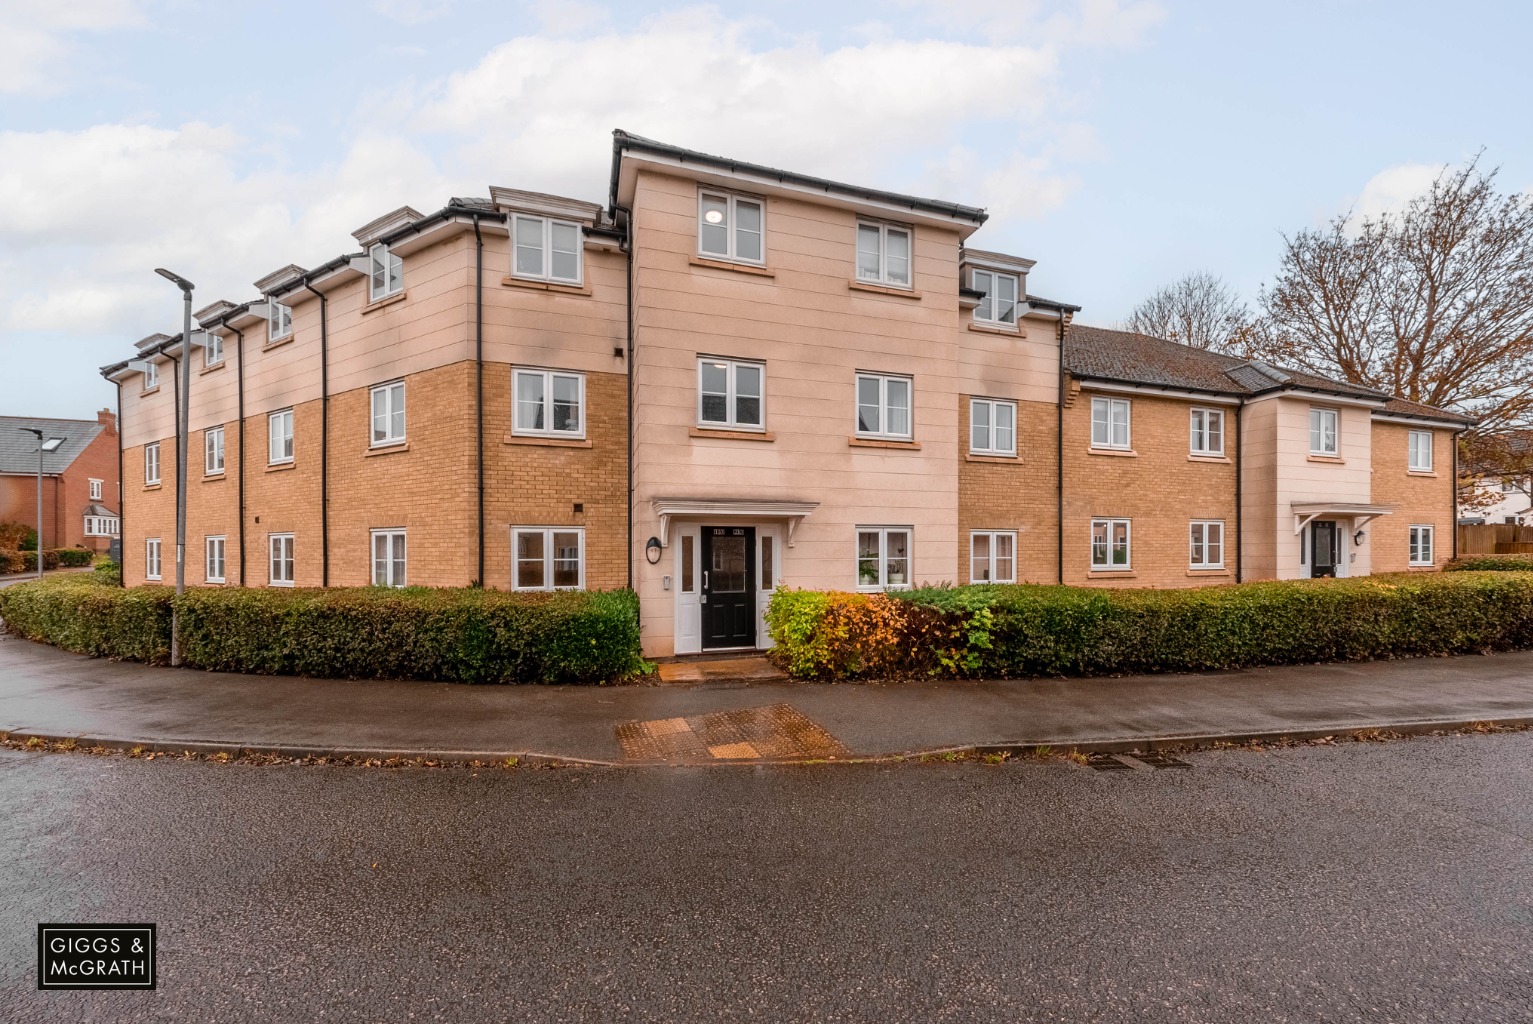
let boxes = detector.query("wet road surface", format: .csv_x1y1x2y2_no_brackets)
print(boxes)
2,733,1531,1022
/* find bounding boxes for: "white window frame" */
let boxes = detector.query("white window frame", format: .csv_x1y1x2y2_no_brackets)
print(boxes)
144,442,161,485
205,535,226,584
1409,525,1435,567
1310,407,1339,455
855,220,913,288
1090,397,1132,450
696,358,765,431
971,269,1020,326
511,214,584,284
513,368,586,439
696,190,765,265
969,398,1017,456
855,372,914,440
269,533,295,587
89,478,102,500
268,301,293,342
203,331,224,367
145,538,162,580
1408,430,1433,472
268,409,294,465
204,425,225,475
1190,407,1225,456
371,529,407,588
1090,518,1132,571
142,361,158,391
856,526,913,591
512,527,586,592
84,516,118,537
970,530,1017,583
370,381,406,447
1189,520,1225,570
368,241,403,301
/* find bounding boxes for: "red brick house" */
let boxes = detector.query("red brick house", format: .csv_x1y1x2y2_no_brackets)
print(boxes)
0,410,120,553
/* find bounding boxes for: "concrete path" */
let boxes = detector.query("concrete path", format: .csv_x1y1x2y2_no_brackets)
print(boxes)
0,566,93,588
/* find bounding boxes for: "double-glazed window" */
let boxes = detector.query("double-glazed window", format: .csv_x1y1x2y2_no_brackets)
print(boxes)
513,527,584,591
856,527,911,591
204,331,223,367
1310,407,1339,455
970,531,1016,583
1090,518,1131,570
372,529,407,587
698,358,763,430
972,270,1019,326
1408,430,1433,472
144,442,161,485
856,221,912,287
205,536,226,584
269,534,295,587
89,478,102,500
143,361,158,391
698,191,764,264
1190,408,1224,456
268,409,294,464
371,381,406,447
204,426,225,475
145,538,162,580
268,301,293,342
1090,397,1131,450
970,398,1016,456
1189,520,1225,570
84,517,118,536
1409,525,1435,566
513,215,582,283
368,242,403,301
856,373,912,439
515,369,584,437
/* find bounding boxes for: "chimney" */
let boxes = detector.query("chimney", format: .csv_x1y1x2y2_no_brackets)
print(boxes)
98,408,117,435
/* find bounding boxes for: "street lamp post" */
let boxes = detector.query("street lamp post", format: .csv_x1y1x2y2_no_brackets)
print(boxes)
17,428,65,581
155,268,194,667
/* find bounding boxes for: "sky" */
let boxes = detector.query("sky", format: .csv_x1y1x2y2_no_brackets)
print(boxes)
2,0,1530,419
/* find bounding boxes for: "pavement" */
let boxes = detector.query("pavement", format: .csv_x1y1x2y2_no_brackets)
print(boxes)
4,629,1533,764
0,566,93,588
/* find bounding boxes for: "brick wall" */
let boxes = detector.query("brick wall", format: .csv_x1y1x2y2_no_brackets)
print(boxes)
123,437,177,587
957,396,1059,583
1369,422,1456,572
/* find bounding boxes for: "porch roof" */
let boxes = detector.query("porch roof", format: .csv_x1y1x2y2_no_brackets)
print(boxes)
1291,501,1397,533
650,498,819,547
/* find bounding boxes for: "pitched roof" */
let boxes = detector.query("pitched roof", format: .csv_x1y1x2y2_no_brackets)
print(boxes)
1379,396,1475,425
0,416,105,475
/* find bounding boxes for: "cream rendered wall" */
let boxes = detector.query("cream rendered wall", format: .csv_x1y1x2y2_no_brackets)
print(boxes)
956,310,1060,407
120,363,178,451
480,231,628,376
1270,397,1375,578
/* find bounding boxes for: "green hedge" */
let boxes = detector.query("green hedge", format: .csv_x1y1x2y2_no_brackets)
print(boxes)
0,576,644,684
56,548,94,567
1444,554,1533,572
766,573,1533,680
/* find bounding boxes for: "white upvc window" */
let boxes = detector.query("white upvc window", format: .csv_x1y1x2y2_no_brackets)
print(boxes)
512,215,583,283
1190,407,1225,456
1090,518,1132,570
369,241,403,301
145,538,162,580
269,533,295,586
89,478,102,500
1408,430,1433,471
697,358,764,430
370,381,406,447
84,516,118,536
513,527,585,591
697,190,764,264
856,527,912,591
972,269,1019,326
268,301,293,342
204,331,223,367
205,535,226,584
1090,397,1131,450
1189,520,1225,570
855,372,913,439
514,369,585,438
1409,525,1435,566
144,442,161,485
970,398,1017,456
205,425,225,475
371,529,407,587
1310,407,1339,454
855,221,912,287
970,531,1017,583
143,361,158,391
268,409,294,464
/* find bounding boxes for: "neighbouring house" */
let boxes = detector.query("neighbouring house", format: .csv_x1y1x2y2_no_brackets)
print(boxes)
1456,432,1533,524
0,411,120,553
101,131,1471,658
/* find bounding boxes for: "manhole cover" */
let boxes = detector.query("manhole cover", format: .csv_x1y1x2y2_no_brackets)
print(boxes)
617,704,848,763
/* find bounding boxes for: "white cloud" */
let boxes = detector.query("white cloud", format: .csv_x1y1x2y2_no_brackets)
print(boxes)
0,0,143,94
1353,162,1444,222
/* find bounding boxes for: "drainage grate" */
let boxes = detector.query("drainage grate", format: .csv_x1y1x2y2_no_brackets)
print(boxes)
1134,752,1194,770
617,704,848,763
1085,753,1137,771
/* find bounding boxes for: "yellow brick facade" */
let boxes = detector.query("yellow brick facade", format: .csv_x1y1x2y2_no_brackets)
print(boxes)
1369,422,1456,572
957,397,1059,583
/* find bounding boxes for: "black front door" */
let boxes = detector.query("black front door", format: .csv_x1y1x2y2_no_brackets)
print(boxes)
1311,521,1338,578
701,526,756,649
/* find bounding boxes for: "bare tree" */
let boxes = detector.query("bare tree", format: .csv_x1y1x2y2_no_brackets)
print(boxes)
1254,156,1533,430
1124,272,1252,352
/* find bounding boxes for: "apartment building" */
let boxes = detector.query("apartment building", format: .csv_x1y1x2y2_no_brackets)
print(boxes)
0,411,120,553
103,131,1469,657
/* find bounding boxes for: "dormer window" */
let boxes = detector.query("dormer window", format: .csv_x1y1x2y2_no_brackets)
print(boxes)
697,190,764,264
204,331,224,367
856,221,911,287
972,269,1019,326
269,301,293,342
513,215,583,284
369,242,403,301
143,361,158,391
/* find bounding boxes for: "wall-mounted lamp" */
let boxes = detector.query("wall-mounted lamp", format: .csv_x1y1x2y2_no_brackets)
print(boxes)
645,537,663,564
1353,529,1367,546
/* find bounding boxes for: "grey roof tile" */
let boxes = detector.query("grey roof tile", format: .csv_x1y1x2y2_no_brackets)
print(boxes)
0,416,104,475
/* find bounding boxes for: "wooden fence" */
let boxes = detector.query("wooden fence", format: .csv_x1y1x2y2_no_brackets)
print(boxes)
1456,523,1533,555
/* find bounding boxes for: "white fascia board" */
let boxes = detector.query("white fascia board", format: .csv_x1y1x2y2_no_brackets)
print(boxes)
961,248,1037,276
1254,387,1387,410
1077,379,1243,405
491,187,603,224
1371,411,1471,430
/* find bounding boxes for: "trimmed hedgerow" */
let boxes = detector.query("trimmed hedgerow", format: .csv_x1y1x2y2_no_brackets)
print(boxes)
766,573,1533,680
56,548,95,568
0,575,644,684
1444,554,1533,572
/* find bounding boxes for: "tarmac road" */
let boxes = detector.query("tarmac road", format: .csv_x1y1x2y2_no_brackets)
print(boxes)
2,732,1531,1023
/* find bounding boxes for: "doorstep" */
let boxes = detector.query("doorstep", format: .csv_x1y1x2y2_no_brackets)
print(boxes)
655,655,788,686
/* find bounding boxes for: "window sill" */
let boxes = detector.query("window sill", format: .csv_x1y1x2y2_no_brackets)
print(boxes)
265,462,296,473
202,472,226,481
848,280,921,300
690,257,774,278
1087,570,1135,578
1307,454,1344,463
501,276,592,296
690,426,775,442
849,436,921,450
263,336,294,352
968,321,1021,336
503,434,593,449
199,361,227,376
965,452,1018,463
1088,447,1137,458
361,290,408,315
1189,454,1231,464
1407,564,1438,571
270,581,295,588
141,386,161,396
145,577,163,583
142,483,162,491
1408,470,1438,478
1187,568,1230,577
365,441,409,457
